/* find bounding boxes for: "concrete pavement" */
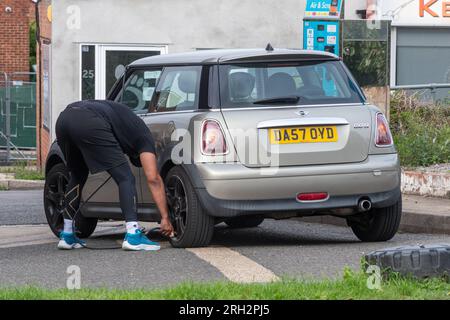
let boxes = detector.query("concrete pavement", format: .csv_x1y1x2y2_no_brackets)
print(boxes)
0,179,44,191
302,194,450,235
401,194,450,234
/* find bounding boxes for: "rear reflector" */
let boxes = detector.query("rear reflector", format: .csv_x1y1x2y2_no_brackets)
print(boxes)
297,192,329,202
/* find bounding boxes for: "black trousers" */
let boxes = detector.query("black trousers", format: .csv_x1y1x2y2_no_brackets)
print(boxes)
62,162,138,222
56,108,138,222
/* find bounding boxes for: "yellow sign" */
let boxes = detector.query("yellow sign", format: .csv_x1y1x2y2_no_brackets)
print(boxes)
269,126,338,144
47,5,52,22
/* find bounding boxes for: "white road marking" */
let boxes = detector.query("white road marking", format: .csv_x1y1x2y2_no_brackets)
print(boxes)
187,246,280,283
0,225,54,248
1,224,278,283
0,223,127,249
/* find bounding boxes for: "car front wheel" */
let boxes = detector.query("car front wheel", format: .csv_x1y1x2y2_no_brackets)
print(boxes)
44,163,97,238
165,166,214,248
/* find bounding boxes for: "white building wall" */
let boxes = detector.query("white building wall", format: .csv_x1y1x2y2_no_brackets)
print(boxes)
379,0,450,26
51,0,308,139
49,0,450,139
344,0,366,19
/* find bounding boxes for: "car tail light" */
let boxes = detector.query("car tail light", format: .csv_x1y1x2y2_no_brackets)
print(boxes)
297,192,328,202
375,113,393,147
201,120,227,155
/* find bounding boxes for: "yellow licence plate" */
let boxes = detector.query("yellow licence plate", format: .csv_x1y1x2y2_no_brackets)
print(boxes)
269,126,338,144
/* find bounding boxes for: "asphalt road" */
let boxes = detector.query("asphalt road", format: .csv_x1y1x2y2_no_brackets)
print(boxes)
0,190,46,225
0,190,449,289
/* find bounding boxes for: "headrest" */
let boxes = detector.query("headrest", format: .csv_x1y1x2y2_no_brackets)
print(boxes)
229,72,255,100
267,72,296,97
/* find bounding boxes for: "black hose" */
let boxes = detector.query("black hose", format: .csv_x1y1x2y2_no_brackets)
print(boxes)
69,174,172,250
71,175,123,250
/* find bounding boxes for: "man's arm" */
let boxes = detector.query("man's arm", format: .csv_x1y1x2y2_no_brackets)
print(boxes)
139,152,174,237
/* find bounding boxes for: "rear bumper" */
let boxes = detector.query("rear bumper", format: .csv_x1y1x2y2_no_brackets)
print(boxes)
186,153,401,217
196,187,401,218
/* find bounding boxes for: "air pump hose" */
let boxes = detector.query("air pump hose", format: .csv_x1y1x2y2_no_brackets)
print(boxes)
69,174,172,250
70,175,123,250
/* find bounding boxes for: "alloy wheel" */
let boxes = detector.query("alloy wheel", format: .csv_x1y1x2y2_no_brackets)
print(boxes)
44,171,68,234
166,175,188,240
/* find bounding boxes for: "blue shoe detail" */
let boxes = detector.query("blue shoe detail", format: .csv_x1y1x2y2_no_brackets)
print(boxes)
122,229,160,251
58,232,85,250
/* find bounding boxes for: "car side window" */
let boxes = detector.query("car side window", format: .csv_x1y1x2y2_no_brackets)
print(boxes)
115,68,162,114
152,66,201,113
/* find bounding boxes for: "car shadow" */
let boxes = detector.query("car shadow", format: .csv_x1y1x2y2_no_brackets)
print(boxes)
86,220,362,247
210,221,361,247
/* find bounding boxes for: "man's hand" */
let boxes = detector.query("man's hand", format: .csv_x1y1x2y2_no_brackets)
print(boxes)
160,217,175,237
140,152,175,237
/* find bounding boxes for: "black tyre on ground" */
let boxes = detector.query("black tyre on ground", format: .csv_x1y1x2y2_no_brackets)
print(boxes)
347,198,402,242
225,216,264,228
365,244,450,279
44,163,98,238
165,166,214,248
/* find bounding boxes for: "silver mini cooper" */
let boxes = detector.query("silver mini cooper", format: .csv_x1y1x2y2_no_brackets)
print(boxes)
45,48,401,247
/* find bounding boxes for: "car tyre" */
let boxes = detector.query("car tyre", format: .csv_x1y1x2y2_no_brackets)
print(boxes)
364,244,450,279
225,216,264,228
165,166,214,248
44,163,97,238
348,198,402,242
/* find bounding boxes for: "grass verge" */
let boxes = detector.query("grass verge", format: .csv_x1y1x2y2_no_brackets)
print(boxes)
0,165,44,181
0,271,449,300
14,167,44,180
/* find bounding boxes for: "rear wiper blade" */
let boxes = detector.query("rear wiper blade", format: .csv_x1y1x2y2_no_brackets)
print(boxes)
253,95,302,105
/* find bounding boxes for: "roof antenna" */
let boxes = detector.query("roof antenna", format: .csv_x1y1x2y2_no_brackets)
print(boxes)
265,43,274,52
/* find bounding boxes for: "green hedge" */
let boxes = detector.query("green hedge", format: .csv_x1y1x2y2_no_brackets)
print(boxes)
390,92,450,168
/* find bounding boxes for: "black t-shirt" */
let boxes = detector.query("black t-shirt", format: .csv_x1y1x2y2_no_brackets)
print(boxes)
67,100,155,166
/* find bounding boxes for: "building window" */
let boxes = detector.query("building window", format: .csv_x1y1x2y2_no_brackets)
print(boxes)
396,27,450,86
396,27,450,101
80,44,167,100
104,50,160,97
81,45,95,100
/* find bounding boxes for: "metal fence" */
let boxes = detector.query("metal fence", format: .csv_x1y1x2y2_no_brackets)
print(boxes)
390,83,450,105
0,72,37,164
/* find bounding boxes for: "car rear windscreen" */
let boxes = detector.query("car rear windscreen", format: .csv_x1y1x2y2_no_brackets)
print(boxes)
218,60,365,108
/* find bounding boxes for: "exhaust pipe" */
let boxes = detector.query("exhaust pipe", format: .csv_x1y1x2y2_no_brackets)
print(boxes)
358,199,372,212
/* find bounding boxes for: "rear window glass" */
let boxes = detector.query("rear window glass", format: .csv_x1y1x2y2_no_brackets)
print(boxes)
219,61,364,108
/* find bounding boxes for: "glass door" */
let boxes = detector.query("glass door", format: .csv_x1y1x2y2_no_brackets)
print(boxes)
80,44,167,100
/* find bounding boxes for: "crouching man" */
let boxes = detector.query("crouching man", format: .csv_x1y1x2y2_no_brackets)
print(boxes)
55,100,174,251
